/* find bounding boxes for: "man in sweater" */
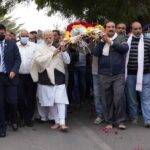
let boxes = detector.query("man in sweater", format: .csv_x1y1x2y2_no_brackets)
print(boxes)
94,21,128,129
126,22,150,127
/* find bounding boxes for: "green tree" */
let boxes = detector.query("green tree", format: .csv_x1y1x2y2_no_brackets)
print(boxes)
0,0,18,16
0,15,23,32
32,0,150,24
0,0,24,32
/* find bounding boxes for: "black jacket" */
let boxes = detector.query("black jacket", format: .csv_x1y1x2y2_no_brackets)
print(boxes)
3,40,21,85
93,35,129,75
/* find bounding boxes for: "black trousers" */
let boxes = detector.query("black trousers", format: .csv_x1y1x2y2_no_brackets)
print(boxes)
85,68,93,99
0,73,18,133
100,74,126,125
18,74,36,122
67,70,75,104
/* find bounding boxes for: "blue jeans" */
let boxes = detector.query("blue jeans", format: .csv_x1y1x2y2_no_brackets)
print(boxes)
126,75,138,120
74,66,86,104
126,74,150,123
93,74,104,117
140,74,150,124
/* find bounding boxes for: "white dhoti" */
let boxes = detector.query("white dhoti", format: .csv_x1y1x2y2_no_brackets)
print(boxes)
36,84,69,124
50,104,66,125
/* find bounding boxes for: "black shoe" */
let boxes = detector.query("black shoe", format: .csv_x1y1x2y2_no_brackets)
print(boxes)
18,119,25,127
38,120,47,124
26,121,34,127
0,132,6,138
145,123,150,128
49,120,55,125
11,123,18,131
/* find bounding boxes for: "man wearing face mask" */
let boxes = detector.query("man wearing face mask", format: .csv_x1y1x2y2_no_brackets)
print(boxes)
17,30,37,127
126,22,150,128
0,24,21,137
93,21,129,130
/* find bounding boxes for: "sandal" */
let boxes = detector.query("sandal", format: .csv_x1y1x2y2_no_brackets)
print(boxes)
60,125,69,132
51,124,60,130
105,124,113,130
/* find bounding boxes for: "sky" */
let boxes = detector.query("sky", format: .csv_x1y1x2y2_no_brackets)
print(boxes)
9,1,70,31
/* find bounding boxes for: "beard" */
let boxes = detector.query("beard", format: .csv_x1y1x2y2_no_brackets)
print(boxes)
44,40,53,46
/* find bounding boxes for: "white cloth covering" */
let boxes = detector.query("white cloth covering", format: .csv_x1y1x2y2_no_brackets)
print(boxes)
30,42,70,84
126,34,144,92
36,84,69,107
37,103,52,121
102,33,118,56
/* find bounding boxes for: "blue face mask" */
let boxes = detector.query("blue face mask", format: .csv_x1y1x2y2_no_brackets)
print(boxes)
20,37,29,45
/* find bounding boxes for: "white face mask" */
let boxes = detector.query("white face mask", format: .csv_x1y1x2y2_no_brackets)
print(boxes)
20,37,29,45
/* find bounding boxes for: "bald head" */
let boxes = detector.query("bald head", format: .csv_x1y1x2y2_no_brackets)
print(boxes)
131,22,142,37
19,30,29,37
19,30,29,45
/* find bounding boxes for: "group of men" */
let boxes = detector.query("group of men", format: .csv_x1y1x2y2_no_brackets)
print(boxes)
93,21,150,130
0,20,150,138
0,25,71,137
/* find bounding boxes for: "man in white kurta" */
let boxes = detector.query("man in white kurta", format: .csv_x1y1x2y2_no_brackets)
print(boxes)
30,30,70,131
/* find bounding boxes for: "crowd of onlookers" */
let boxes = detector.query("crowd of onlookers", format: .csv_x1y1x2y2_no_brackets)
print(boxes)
0,21,150,137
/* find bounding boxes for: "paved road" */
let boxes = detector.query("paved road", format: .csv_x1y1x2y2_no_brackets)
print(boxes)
0,111,150,150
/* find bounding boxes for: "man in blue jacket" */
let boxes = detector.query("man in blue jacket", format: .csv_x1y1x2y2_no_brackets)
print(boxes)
0,24,21,137
93,21,128,130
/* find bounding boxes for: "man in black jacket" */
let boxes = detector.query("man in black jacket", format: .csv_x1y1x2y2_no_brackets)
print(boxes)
93,21,128,129
0,24,21,137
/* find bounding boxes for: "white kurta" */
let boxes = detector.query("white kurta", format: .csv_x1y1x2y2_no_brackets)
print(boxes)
31,42,70,110
37,84,69,106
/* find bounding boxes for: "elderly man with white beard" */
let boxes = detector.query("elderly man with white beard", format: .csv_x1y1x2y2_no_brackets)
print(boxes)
30,30,70,131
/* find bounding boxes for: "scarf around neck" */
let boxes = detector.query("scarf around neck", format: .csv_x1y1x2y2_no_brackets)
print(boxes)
102,33,118,56
126,34,144,92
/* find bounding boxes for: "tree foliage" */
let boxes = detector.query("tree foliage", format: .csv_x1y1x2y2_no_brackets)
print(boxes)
33,0,150,24
0,0,24,32
0,15,23,32
0,0,27,16
1,0,149,25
